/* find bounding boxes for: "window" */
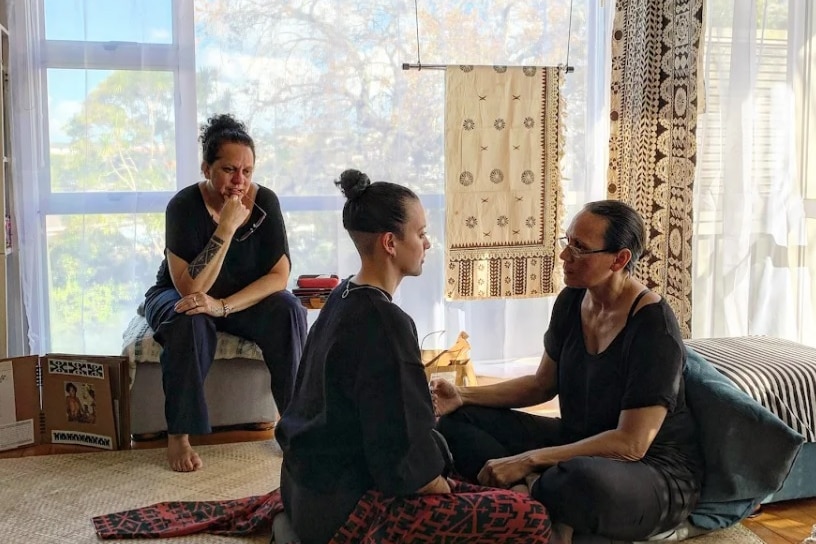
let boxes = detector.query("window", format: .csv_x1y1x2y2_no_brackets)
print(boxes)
17,0,610,356
37,0,195,352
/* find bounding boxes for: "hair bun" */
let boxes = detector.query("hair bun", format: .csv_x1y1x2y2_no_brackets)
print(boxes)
335,169,371,201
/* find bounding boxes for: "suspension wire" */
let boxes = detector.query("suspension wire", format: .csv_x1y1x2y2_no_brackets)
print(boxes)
402,0,573,73
565,0,574,71
414,0,422,68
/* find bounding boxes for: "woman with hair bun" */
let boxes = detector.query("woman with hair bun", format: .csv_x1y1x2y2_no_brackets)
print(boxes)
275,169,554,544
143,113,307,472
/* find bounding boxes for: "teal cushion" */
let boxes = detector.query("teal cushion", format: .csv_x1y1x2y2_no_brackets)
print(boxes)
684,346,804,529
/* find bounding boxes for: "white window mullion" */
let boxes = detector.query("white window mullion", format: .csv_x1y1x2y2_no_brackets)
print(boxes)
174,0,198,190
796,0,816,211
31,0,188,352
42,40,178,71
47,192,177,215
792,0,816,344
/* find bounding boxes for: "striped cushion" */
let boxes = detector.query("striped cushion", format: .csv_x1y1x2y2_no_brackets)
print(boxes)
685,336,816,442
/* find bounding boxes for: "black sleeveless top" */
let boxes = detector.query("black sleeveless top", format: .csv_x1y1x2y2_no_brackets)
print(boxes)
544,287,703,480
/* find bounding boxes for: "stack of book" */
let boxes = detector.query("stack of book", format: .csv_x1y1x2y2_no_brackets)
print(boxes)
293,274,340,309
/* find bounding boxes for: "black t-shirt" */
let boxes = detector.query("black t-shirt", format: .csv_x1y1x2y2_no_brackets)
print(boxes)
145,183,289,299
276,279,444,544
544,287,703,479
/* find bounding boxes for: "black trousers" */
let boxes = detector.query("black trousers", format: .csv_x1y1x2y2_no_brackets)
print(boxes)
437,406,699,541
144,287,307,435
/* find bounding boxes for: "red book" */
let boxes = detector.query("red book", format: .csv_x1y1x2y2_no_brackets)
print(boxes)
297,274,340,289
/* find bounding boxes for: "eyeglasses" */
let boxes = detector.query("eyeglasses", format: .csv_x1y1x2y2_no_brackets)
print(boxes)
557,236,617,258
234,201,267,242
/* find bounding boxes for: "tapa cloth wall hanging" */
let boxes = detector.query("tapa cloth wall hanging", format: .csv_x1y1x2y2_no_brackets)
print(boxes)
445,65,565,300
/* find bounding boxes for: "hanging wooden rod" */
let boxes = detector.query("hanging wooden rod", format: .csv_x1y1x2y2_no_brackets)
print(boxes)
401,63,574,73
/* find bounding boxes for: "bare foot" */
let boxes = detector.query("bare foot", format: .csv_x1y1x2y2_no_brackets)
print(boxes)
509,472,541,495
167,434,203,472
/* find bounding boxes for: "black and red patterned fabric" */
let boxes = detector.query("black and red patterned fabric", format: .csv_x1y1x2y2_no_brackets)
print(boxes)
93,481,552,543
92,489,284,539
332,479,552,544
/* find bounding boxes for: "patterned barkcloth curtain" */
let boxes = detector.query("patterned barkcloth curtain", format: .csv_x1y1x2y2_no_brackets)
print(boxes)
445,65,565,300
607,0,704,337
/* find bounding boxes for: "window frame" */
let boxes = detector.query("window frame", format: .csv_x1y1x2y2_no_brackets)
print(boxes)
35,0,196,351
28,0,614,354
39,0,197,216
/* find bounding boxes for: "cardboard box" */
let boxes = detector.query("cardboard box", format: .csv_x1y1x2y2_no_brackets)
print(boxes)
0,354,130,452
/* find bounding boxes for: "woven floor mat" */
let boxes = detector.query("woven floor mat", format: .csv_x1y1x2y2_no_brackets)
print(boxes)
0,440,282,543
0,439,763,544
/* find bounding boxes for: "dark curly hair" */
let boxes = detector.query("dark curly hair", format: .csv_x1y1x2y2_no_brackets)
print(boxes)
199,113,255,165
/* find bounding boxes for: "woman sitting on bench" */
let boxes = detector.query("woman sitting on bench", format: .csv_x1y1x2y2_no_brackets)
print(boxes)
143,114,307,472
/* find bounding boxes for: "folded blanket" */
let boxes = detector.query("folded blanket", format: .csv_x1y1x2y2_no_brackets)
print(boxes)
93,489,283,539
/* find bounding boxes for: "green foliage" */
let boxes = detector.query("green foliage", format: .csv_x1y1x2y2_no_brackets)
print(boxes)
48,213,163,353
48,69,177,352
284,210,340,279
192,0,584,197
52,70,177,193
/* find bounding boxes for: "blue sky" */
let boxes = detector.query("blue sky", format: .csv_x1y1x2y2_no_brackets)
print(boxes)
44,0,173,143
44,0,172,43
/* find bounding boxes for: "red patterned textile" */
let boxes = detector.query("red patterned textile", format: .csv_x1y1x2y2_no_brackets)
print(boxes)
92,490,283,539
333,480,552,543
93,481,551,542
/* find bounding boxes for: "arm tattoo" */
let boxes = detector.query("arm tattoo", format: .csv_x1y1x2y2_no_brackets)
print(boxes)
187,235,225,279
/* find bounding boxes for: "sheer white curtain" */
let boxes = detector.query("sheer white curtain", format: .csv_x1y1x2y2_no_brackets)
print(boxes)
7,0,47,355
8,0,196,356
9,0,614,361
693,0,816,345
471,5,613,360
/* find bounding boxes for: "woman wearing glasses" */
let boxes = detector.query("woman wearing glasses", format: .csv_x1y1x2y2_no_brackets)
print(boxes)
143,113,307,472
432,200,703,544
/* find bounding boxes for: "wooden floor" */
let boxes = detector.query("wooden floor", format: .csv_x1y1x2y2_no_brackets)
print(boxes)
744,500,816,543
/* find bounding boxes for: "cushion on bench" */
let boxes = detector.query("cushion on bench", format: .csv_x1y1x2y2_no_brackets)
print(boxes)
122,314,264,365
685,336,816,442
121,314,276,435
